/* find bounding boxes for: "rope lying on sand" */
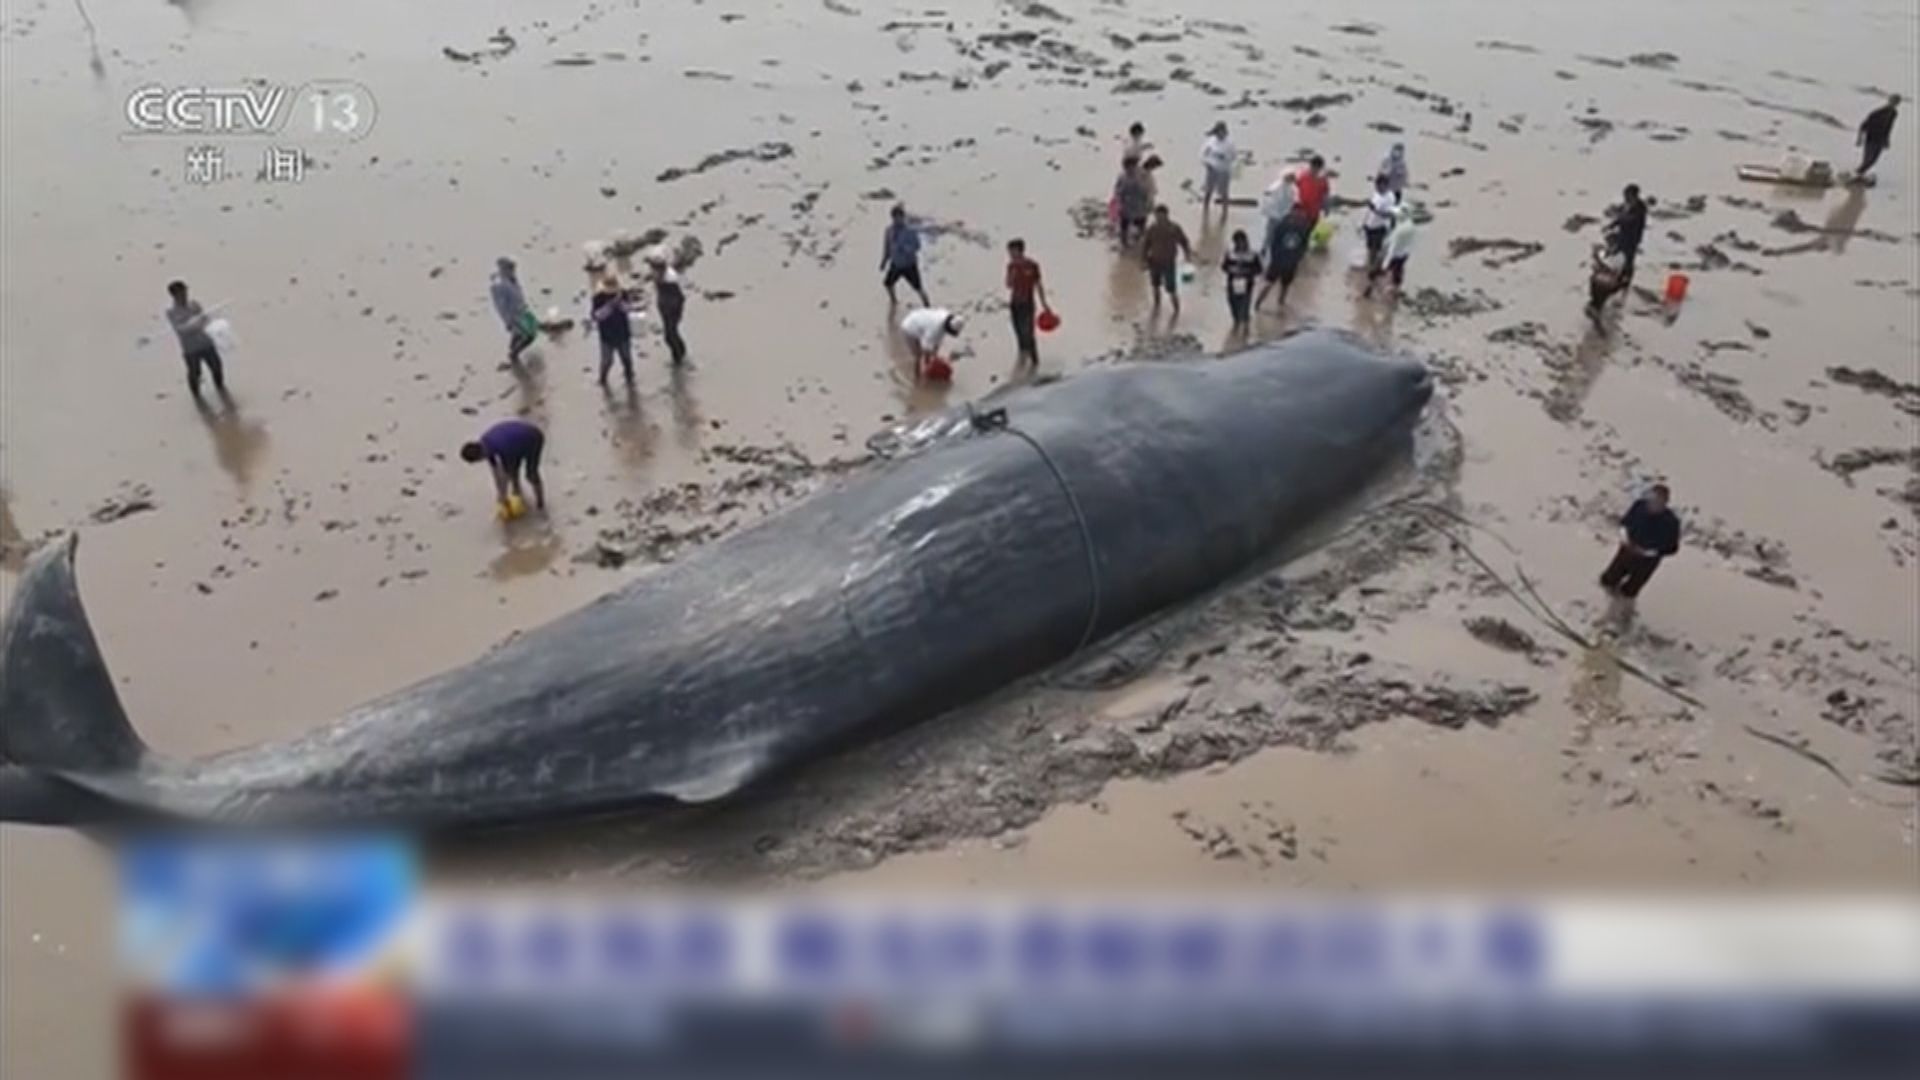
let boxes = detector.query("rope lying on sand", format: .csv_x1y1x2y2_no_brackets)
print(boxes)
1393,500,1705,711
959,408,1903,797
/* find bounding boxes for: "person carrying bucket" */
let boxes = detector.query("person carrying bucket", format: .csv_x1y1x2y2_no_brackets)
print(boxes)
900,307,964,381
1004,238,1052,369
165,279,229,402
489,257,537,365
462,418,547,520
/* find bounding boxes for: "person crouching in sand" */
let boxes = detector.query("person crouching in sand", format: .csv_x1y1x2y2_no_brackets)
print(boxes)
462,418,547,520
900,307,964,381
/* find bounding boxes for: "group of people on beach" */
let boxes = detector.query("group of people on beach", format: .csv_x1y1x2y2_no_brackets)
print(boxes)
1119,121,1423,334
155,90,1902,588
877,117,1428,381
882,203,1054,380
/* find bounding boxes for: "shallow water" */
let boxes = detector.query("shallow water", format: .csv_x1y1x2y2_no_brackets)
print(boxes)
3,0,1917,1073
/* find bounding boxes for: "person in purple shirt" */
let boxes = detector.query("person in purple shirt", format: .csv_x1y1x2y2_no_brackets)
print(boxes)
460,418,546,513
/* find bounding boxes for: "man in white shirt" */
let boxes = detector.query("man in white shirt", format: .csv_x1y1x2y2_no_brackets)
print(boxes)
899,307,964,380
1200,122,1234,215
1361,174,1402,274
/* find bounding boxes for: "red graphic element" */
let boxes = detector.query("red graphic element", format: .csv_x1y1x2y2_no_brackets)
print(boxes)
125,989,407,1080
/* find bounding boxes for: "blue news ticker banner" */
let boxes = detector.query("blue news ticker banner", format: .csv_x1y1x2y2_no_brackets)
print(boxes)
417,897,1548,998
115,836,1920,1078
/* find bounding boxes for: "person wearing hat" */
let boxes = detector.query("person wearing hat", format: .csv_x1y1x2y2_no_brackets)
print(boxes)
489,257,536,364
1200,121,1235,216
644,248,688,366
899,307,964,380
589,273,635,386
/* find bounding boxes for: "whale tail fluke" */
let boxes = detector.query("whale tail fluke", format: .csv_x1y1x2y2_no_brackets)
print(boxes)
2,534,152,824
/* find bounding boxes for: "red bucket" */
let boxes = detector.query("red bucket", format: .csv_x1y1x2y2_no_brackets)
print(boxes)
1036,309,1061,333
1664,272,1690,303
921,356,954,382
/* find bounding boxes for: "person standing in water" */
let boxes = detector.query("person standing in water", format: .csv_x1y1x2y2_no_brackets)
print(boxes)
489,257,536,364
1585,243,1628,329
1114,156,1153,248
1378,143,1410,197
1200,121,1235,216
1603,183,1649,294
1141,205,1193,315
1857,94,1900,179
644,249,688,366
165,280,227,401
461,418,547,516
1254,208,1310,312
1293,156,1332,230
1361,175,1401,276
1221,229,1261,332
1258,169,1298,260
1117,120,1160,217
879,203,931,306
1600,484,1681,600
1365,209,1417,299
590,274,634,387
1004,238,1051,369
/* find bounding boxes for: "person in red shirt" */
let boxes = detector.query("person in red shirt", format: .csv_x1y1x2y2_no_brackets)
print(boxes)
1004,238,1052,369
1293,155,1330,227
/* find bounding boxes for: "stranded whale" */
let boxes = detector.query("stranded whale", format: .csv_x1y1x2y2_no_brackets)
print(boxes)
0,331,1432,829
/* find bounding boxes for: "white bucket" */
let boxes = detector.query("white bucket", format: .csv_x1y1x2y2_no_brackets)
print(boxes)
206,318,238,355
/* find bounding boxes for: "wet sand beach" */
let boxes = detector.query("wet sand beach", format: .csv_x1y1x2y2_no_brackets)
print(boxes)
2,1,1916,1074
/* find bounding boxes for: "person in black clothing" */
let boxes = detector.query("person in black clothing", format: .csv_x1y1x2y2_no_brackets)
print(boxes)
1221,229,1261,332
590,274,634,386
1857,94,1900,178
1600,484,1681,599
1602,183,1648,295
645,249,688,366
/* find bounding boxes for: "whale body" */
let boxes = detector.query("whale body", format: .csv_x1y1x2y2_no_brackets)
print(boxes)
0,331,1432,829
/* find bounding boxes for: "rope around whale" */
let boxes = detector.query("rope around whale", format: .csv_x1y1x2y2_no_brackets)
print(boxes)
966,404,1106,665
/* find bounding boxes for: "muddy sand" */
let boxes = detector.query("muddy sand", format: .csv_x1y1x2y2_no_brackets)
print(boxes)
2,1,1917,1075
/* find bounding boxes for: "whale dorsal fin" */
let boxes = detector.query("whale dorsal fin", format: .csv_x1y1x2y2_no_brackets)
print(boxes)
1,534,149,773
